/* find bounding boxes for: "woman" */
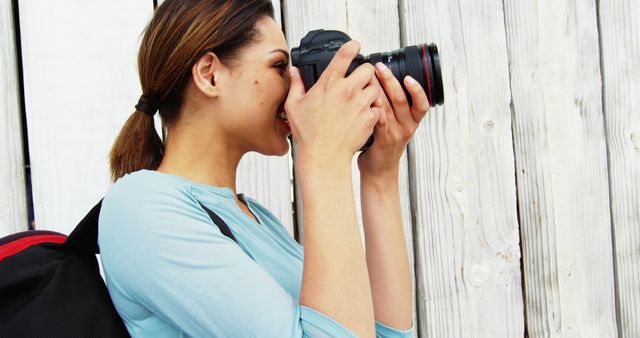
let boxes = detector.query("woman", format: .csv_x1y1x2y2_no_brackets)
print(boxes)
99,0,430,337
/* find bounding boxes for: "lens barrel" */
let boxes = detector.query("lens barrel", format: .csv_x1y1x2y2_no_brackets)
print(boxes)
364,44,444,106
290,29,444,152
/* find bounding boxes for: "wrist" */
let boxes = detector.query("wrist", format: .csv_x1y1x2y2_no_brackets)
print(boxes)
360,170,400,195
360,164,400,183
296,150,352,173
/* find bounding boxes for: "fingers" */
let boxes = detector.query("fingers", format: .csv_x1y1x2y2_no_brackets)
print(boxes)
403,75,430,122
360,83,381,108
367,75,386,109
374,62,413,125
374,61,430,124
374,63,406,104
347,63,376,90
320,40,361,82
287,66,306,102
370,106,386,129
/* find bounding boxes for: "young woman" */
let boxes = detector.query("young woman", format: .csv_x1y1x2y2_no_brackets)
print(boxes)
99,0,430,337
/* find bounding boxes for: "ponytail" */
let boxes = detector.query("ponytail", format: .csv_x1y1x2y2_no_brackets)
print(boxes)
108,110,163,182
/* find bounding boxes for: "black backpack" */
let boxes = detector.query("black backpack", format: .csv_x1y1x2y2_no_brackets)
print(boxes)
0,198,237,337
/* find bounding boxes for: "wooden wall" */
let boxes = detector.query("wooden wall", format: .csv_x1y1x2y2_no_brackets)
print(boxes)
0,0,27,236
1,0,638,337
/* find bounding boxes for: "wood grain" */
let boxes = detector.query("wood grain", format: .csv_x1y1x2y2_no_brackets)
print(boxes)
503,0,618,336
6,0,635,335
401,0,524,336
283,0,417,335
18,0,153,233
283,0,348,246
346,1,417,335
0,0,28,237
237,152,294,235
598,0,640,336
235,0,295,237
155,0,295,235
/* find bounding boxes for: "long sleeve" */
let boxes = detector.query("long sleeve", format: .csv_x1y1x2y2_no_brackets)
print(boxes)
99,182,356,338
99,170,416,337
375,321,414,338
247,196,416,338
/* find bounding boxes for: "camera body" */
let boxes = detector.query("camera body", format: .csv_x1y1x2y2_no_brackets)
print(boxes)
291,30,363,89
291,29,444,150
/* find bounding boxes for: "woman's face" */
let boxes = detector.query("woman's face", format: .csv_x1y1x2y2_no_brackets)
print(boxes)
217,16,291,156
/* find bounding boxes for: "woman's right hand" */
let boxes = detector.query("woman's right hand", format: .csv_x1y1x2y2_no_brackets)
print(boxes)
285,40,384,165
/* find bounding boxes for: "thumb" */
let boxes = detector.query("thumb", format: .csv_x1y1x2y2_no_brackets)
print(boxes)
287,66,306,101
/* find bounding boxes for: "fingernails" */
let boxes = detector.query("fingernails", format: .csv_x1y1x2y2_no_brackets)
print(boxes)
404,75,418,86
375,62,388,72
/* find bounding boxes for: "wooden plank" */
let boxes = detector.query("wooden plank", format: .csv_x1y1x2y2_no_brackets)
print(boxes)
155,0,295,235
284,0,415,244
503,0,618,336
401,0,524,336
598,1,640,337
236,0,295,237
237,152,294,235
345,1,417,336
283,0,347,245
0,0,28,237
284,0,417,334
18,0,153,233
345,0,411,241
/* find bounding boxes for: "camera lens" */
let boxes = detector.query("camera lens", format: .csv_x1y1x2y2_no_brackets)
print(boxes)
290,29,445,152
364,44,444,106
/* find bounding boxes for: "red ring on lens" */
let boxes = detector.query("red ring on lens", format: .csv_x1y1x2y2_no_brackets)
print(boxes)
421,44,432,104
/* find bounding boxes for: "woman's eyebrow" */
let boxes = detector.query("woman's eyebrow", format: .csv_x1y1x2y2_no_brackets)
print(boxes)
269,48,290,63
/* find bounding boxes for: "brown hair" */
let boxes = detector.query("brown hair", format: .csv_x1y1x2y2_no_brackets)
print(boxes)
108,0,274,182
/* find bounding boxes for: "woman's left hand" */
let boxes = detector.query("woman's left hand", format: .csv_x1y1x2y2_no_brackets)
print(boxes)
357,62,431,179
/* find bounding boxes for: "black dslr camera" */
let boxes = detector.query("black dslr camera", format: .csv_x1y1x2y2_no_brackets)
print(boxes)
291,29,444,150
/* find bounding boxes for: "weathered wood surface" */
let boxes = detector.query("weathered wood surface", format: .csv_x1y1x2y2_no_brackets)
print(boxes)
237,152,294,235
283,0,347,246
401,0,524,336
236,0,294,237
283,0,417,335
346,1,417,334
17,0,153,233
598,0,640,337
504,0,618,336
0,0,28,237
5,0,639,336
156,0,295,235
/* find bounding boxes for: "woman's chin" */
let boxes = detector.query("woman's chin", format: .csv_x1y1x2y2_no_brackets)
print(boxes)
256,139,290,157
273,141,290,156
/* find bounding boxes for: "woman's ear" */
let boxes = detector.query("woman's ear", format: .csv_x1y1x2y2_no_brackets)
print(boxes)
192,51,222,98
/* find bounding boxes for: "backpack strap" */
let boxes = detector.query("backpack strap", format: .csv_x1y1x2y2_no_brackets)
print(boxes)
65,198,238,255
65,199,104,254
197,201,238,243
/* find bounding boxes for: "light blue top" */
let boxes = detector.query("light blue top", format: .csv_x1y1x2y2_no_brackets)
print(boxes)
98,169,414,338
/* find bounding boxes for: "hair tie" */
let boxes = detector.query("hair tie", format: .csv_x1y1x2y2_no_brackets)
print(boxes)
135,95,159,116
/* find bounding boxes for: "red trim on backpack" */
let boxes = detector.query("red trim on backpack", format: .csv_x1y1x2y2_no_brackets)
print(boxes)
0,234,67,262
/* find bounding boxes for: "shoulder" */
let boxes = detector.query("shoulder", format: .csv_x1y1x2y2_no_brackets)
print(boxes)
100,170,195,226
97,169,238,271
98,170,233,248
97,171,247,310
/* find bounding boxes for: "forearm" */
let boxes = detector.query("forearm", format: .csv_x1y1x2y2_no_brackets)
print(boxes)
297,156,376,338
360,170,413,330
